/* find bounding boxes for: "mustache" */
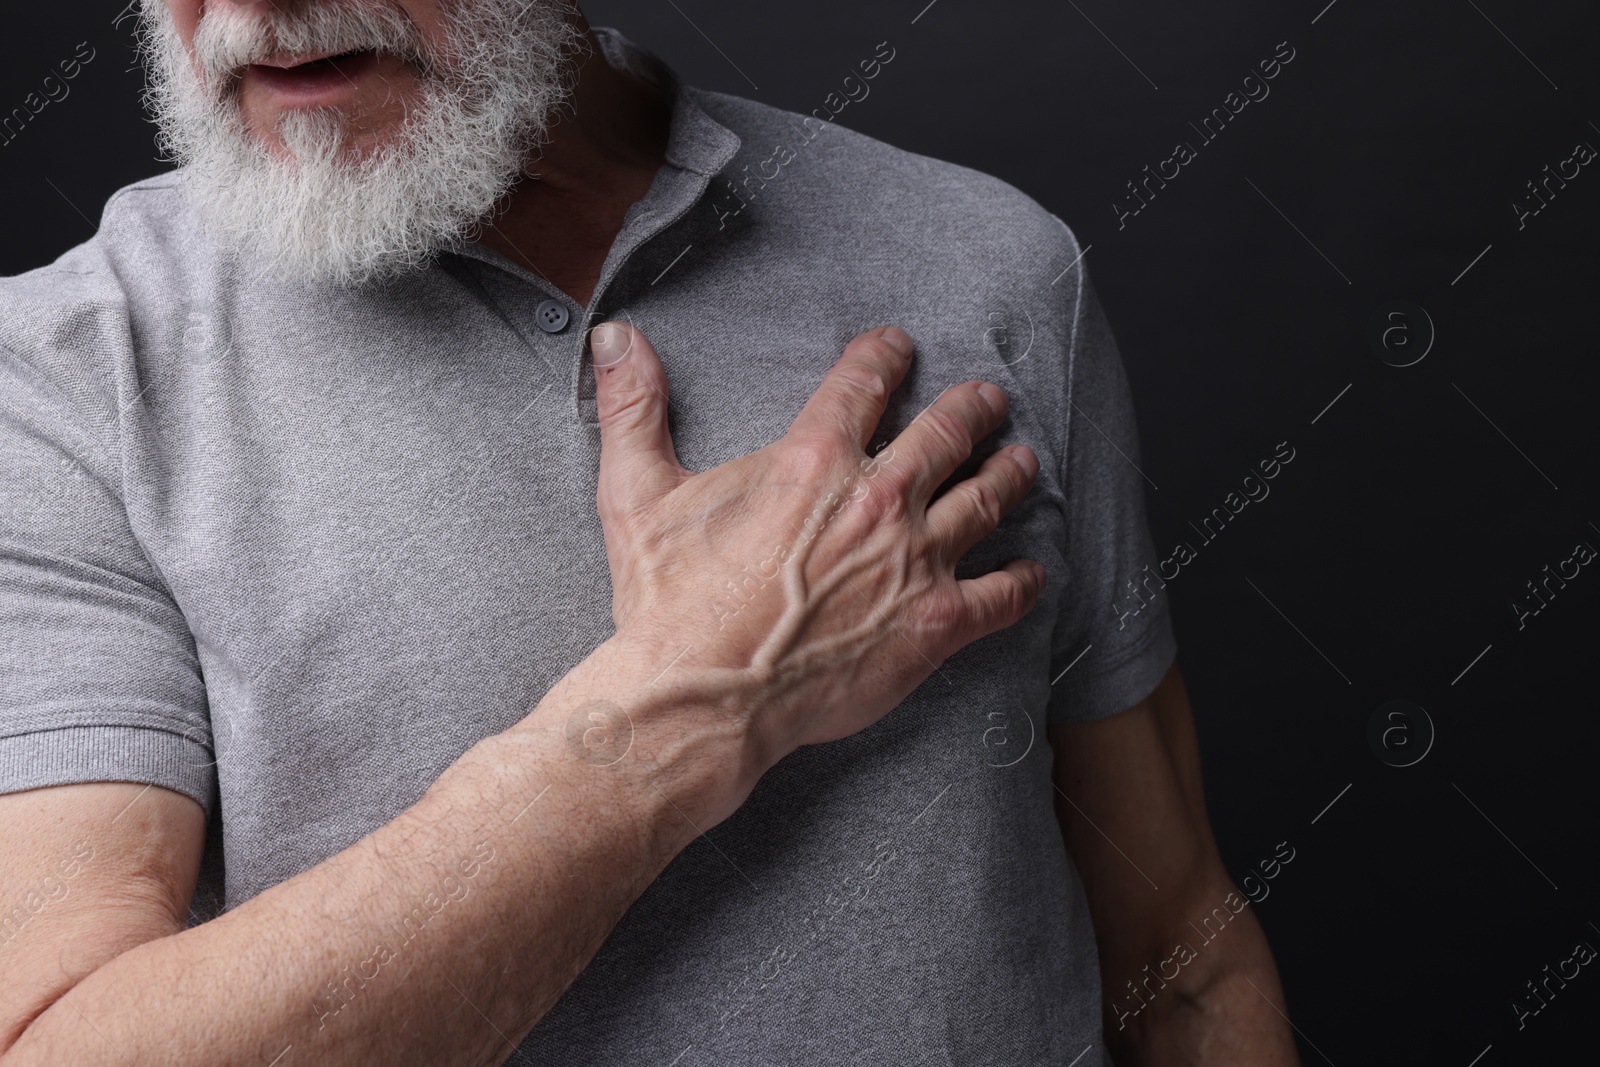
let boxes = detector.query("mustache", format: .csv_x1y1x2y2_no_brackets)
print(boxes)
190,0,431,87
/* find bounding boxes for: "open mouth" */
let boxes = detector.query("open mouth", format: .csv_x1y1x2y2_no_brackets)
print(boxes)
246,47,382,99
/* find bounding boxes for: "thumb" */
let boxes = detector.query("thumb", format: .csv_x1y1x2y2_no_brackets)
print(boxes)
593,321,683,513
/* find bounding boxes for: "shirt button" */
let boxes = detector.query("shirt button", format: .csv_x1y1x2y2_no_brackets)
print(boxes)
535,299,570,334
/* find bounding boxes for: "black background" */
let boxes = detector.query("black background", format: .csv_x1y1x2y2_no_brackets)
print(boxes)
5,1,1598,1061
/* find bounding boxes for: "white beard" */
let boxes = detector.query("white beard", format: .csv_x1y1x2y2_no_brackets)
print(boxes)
138,0,585,286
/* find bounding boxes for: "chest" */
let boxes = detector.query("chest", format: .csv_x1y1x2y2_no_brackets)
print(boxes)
123,286,1071,892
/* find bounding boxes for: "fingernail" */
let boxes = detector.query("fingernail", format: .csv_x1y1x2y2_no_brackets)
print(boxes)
591,322,630,367
1032,562,1048,587
977,382,1006,416
1011,445,1039,479
879,327,912,357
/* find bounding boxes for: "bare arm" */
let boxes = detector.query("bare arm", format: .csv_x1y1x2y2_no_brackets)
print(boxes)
0,782,204,1050
1,322,1046,1065
1,641,738,1066
1048,662,1302,1066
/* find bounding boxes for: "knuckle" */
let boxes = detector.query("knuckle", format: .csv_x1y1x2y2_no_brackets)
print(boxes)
963,479,1005,529
995,461,1029,508
976,575,1027,627
857,471,907,523
599,384,651,432
780,434,839,483
918,590,968,637
917,406,973,456
1003,572,1032,616
831,362,890,407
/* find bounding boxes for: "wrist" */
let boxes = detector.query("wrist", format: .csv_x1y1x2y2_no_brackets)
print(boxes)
604,627,781,818
510,629,775,841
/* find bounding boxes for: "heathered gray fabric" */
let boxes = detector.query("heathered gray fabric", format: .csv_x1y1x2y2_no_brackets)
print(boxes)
0,27,1175,1066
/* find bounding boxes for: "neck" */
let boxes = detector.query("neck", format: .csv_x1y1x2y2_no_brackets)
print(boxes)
475,16,672,308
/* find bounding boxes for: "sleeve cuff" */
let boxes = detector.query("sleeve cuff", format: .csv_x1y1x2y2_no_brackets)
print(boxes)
0,725,217,817
1046,608,1178,724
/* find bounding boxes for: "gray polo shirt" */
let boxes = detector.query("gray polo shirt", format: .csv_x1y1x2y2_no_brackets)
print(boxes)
0,26,1174,1066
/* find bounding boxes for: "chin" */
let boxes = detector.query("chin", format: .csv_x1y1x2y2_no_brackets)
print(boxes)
240,90,419,163
253,113,409,166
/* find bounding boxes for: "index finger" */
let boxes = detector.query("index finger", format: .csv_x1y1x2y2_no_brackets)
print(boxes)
786,326,914,449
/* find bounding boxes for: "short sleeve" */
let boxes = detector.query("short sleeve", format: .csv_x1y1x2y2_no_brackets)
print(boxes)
1044,262,1176,724
0,327,215,814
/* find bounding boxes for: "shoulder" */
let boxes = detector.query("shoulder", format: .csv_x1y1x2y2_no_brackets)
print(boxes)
97,170,205,268
689,84,1086,287
2,170,202,307
0,171,201,439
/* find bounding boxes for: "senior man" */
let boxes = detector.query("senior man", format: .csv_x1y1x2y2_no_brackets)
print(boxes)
0,0,1300,1063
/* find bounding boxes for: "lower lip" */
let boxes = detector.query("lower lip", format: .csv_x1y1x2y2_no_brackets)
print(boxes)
245,49,381,103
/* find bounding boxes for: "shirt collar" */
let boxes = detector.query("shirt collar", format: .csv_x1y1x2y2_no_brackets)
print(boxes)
451,25,742,292
591,25,743,178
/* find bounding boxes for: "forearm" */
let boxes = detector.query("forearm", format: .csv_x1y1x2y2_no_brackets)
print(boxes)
1104,892,1302,1067
6,633,760,1067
